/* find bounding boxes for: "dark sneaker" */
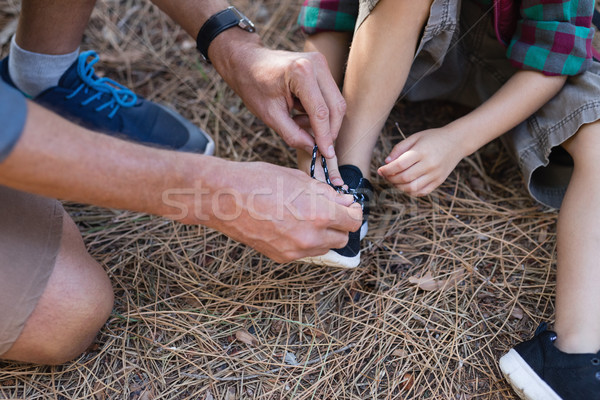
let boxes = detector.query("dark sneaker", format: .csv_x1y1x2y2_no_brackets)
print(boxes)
302,164,373,268
499,323,600,400
1,51,214,154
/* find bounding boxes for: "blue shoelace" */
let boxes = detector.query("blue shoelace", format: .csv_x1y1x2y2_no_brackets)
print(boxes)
309,145,366,208
65,50,137,118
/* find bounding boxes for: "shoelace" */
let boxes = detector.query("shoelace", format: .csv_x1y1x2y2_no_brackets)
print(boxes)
65,50,137,118
309,145,367,208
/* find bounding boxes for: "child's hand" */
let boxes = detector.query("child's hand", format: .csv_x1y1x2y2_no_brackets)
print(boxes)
377,128,466,196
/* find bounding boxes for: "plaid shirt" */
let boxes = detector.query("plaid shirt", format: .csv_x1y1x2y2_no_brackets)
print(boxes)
298,0,358,33
297,0,595,76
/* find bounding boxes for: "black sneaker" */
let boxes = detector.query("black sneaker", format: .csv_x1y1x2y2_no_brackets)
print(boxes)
302,164,373,268
1,51,214,154
499,323,600,400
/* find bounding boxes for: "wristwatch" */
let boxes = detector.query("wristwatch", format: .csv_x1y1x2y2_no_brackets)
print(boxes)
196,6,256,63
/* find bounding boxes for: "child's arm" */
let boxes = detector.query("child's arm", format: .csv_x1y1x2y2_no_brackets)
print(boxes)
378,70,567,196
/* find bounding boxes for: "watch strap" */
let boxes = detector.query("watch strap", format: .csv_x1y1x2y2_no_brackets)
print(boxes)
196,7,253,63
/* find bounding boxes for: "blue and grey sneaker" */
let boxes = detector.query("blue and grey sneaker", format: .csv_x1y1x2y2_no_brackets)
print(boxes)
1,50,214,154
301,149,373,268
500,323,600,400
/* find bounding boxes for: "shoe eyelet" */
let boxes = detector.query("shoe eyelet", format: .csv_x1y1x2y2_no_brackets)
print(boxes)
592,358,600,366
596,371,600,381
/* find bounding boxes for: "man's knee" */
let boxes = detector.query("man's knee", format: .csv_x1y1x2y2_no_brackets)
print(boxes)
1,213,114,365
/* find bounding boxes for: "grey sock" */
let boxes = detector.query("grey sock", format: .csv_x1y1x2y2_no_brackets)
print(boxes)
8,36,79,97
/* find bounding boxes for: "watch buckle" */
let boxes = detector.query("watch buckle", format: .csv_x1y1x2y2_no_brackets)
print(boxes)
228,6,256,33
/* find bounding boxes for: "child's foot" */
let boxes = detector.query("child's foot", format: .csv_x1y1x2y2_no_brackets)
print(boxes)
499,323,600,400
302,164,373,268
1,51,214,154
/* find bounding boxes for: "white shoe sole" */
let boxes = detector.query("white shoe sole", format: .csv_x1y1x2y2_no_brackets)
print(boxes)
298,222,368,268
299,249,361,268
499,349,562,400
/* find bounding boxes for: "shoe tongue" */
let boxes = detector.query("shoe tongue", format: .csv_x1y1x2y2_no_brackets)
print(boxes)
57,59,85,89
339,165,364,189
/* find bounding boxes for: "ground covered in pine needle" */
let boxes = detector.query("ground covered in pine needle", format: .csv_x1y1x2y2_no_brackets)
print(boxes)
0,1,564,399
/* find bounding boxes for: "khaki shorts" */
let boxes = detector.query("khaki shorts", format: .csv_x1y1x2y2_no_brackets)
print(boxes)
358,0,600,209
0,185,63,355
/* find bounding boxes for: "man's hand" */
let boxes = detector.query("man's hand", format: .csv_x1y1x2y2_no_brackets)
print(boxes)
211,32,345,160
152,1,344,159
175,160,362,263
377,128,466,196
1,103,361,264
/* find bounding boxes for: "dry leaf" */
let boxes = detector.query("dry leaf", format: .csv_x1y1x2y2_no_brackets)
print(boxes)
408,271,439,291
235,329,259,346
392,349,407,357
469,176,485,192
400,373,414,392
510,307,524,320
283,352,299,366
270,319,285,334
225,387,237,400
408,269,466,292
538,229,548,243
303,327,325,339
93,381,106,400
139,388,154,400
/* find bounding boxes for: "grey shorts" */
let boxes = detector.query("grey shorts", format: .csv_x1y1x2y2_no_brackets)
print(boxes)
358,0,600,208
0,185,63,355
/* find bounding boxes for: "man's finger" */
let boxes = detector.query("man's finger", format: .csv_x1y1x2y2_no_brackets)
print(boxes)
322,153,343,186
327,202,363,232
315,182,355,206
271,109,315,153
289,58,335,158
313,55,346,145
325,228,351,249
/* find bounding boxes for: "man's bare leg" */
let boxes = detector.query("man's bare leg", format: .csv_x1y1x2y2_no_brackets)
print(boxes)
0,212,113,365
15,0,96,54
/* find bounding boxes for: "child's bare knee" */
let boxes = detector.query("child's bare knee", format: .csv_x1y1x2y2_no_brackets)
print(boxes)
563,121,600,163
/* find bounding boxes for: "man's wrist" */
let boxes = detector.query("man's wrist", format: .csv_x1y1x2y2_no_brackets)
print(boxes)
207,27,262,78
196,6,256,63
158,154,229,226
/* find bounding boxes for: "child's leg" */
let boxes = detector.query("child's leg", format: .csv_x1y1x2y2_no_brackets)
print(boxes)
304,32,352,87
554,121,600,354
336,0,434,178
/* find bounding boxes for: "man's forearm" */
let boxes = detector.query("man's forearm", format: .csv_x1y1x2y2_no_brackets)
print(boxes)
150,0,231,38
448,70,567,156
0,101,221,222
150,0,263,69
